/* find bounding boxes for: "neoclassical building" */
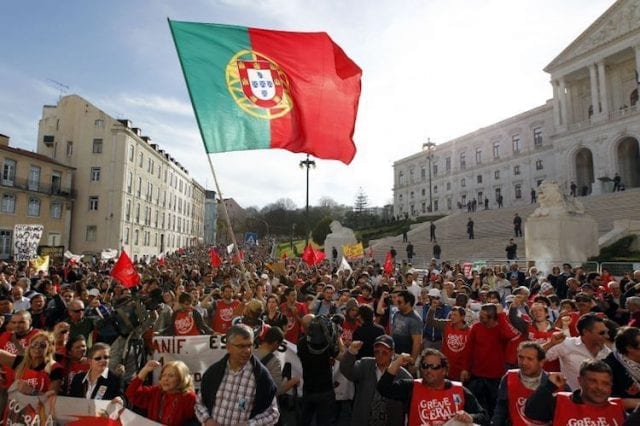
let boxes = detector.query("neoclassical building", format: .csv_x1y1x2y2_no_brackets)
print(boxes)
36,95,205,261
393,0,640,218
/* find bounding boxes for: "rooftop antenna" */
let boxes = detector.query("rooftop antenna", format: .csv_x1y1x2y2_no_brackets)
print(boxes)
47,79,69,100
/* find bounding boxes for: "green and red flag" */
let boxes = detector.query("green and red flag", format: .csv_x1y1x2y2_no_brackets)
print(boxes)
168,20,362,164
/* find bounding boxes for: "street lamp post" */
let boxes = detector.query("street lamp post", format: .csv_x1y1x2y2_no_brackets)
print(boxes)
422,139,436,213
299,154,316,247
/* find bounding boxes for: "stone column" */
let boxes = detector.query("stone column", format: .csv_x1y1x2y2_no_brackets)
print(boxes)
597,61,609,116
558,78,568,127
635,46,640,86
589,64,599,120
552,80,561,127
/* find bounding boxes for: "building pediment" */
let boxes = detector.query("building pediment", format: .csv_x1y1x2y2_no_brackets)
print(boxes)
545,0,640,73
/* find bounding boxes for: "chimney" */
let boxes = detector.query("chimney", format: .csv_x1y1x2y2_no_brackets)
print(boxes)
0,134,9,147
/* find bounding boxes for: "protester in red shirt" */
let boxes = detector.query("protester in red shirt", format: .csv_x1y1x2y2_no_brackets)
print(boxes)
426,304,470,381
161,293,212,336
341,298,362,346
210,284,242,334
126,360,197,426
59,335,89,396
281,288,308,344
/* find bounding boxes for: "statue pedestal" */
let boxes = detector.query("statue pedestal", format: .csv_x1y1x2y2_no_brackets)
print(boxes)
525,215,598,265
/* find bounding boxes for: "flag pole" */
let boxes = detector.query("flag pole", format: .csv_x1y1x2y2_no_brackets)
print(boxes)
205,153,247,279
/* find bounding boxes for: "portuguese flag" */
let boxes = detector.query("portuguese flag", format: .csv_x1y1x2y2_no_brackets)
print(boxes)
169,20,362,165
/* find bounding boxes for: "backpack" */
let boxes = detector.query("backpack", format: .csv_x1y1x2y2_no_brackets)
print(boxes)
306,315,339,355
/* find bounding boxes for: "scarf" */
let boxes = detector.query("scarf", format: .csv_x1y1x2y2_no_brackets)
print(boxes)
614,350,640,385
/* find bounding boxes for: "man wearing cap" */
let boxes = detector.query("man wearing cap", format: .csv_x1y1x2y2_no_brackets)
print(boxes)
340,336,412,426
422,289,450,351
378,348,487,425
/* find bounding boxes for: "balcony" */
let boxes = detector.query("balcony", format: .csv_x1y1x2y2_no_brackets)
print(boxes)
0,177,76,198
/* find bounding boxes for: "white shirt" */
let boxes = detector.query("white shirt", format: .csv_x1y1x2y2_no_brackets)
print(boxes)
407,281,421,300
545,337,610,390
82,367,109,399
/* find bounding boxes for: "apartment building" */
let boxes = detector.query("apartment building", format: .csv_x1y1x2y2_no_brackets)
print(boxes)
394,0,640,218
0,134,74,259
36,95,205,261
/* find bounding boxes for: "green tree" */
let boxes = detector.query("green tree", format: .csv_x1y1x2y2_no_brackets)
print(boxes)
312,216,333,245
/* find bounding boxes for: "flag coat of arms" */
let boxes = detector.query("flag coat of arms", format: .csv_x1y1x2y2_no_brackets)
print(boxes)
169,20,362,164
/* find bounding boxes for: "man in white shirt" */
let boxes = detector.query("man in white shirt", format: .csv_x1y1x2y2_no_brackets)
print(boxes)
405,271,421,301
543,312,610,390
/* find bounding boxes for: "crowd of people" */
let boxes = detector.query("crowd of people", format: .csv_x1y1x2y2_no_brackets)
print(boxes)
1,243,640,425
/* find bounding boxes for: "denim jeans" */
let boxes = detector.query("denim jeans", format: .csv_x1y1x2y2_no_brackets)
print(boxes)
301,390,337,426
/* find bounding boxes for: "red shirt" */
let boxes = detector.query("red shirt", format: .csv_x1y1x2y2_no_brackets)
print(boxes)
0,329,40,355
408,380,465,426
281,302,308,344
173,309,200,336
211,299,241,334
464,313,517,379
341,319,361,346
553,392,624,426
125,377,197,426
506,370,547,426
442,324,470,381
62,359,90,396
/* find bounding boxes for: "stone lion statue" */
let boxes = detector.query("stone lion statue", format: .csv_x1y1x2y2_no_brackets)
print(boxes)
531,180,585,217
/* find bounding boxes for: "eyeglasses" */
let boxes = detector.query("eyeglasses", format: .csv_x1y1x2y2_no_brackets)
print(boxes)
229,343,253,350
70,309,84,313
93,355,110,361
421,363,445,370
30,341,48,349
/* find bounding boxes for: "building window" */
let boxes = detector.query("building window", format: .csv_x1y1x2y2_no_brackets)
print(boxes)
138,152,144,167
512,134,520,154
445,157,451,172
137,177,142,197
147,182,153,201
148,159,154,174
129,145,135,162
86,226,97,242
495,170,500,179
27,198,40,217
434,200,439,211
0,230,12,258
1,194,16,213
95,119,104,128
420,167,426,181
461,178,466,187
533,127,543,147
398,171,404,185
421,202,426,213
126,172,132,194
89,196,99,211
421,188,426,196
433,163,438,176
134,230,139,245
475,148,482,164
493,142,500,159
50,202,62,219
409,168,414,184
125,200,131,221
124,227,130,244
2,159,16,186
536,159,544,170
446,182,451,191
514,165,520,175
515,184,522,199
92,139,103,154
434,185,438,194
28,166,41,191
475,175,481,184
90,167,101,182
447,198,452,210
410,191,414,199
136,204,140,223
399,194,403,201
459,152,466,170
66,141,73,157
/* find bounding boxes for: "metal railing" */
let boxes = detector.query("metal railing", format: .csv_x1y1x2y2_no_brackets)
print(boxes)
0,176,75,198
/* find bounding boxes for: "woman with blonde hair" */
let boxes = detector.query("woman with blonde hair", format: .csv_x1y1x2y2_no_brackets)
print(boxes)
0,331,63,395
125,359,196,426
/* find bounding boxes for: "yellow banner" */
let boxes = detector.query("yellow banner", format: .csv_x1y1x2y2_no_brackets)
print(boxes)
342,243,364,260
30,255,49,274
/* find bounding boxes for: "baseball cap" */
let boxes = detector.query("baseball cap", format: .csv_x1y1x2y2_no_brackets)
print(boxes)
428,288,441,298
87,288,100,297
374,335,394,349
260,273,269,280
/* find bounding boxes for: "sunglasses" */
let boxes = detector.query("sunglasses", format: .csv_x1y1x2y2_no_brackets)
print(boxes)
30,341,48,349
421,363,445,370
93,355,110,361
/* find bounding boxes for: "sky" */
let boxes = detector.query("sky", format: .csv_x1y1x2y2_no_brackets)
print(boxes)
0,0,615,210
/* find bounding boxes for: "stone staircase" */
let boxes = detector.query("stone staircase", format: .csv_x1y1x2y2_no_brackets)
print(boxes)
370,187,640,267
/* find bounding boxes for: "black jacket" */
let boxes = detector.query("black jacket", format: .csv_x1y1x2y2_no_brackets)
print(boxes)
69,369,123,400
200,353,276,420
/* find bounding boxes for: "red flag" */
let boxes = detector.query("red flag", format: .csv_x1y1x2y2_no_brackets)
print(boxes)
383,252,394,274
110,250,140,288
210,250,222,267
158,255,166,266
302,245,326,266
232,250,245,265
